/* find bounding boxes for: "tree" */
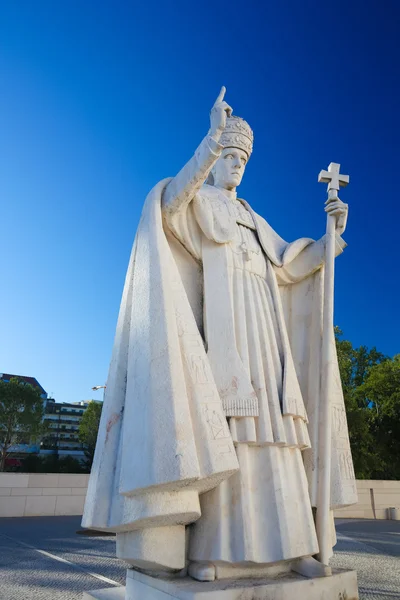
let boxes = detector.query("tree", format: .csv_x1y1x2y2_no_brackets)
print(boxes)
357,355,400,479
0,378,45,471
78,401,102,468
335,327,386,396
334,327,386,479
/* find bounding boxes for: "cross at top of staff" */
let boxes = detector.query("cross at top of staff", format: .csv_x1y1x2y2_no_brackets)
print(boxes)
318,162,349,194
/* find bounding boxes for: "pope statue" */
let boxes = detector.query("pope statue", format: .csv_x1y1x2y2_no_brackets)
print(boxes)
83,88,357,585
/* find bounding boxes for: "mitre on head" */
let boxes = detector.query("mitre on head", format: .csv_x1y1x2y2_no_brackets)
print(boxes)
220,115,254,157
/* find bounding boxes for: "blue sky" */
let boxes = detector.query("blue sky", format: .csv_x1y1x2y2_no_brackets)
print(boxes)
0,1,399,403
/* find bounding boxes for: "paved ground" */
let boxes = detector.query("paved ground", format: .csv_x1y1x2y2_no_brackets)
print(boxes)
332,519,400,599
0,516,399,599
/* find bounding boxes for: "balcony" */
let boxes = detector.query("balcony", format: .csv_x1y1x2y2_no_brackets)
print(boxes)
45,415,81,423
7,444,40,454
47,423,79,430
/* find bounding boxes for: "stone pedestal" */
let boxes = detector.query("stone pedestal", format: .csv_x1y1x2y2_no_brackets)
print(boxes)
84,568,358,599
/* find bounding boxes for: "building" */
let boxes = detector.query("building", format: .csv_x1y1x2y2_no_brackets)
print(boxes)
1,373,100,462
0,373,48,463
41,400,99,459
0,373,48,399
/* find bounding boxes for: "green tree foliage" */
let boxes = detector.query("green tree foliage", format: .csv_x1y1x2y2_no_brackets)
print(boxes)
0,378,45,471
357,355,400,479
335,327,400,480
78,401,103,468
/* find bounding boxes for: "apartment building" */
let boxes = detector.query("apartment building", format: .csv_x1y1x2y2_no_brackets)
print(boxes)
1,373,100,462
40,399,94,459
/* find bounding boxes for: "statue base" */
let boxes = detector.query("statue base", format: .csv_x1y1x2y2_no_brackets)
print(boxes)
83,567,358,599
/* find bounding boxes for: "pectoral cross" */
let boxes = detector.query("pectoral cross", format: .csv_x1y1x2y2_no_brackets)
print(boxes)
318,162,349,200
240,241,253,261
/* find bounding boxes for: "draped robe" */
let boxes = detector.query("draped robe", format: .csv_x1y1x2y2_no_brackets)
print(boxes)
82,135,357,573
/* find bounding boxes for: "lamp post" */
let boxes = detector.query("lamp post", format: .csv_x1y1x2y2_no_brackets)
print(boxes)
91,385,106,405
75,384,112,537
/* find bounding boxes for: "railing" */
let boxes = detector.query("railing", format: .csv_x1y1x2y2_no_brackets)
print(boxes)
45,417,81,424
47,423,79,430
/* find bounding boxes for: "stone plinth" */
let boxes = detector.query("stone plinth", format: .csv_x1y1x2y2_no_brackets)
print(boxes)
84,568,358,599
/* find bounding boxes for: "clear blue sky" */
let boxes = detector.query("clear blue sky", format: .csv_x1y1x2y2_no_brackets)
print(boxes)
0,1,398,403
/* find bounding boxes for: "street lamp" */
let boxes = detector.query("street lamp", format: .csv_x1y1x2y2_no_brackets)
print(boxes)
91,385,107,405
75,384,110,537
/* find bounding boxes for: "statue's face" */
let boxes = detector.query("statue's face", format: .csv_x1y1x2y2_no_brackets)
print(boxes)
212,147,248,191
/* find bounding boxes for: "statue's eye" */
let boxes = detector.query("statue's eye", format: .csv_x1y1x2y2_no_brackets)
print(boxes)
241,158,246,165
224,154,233,160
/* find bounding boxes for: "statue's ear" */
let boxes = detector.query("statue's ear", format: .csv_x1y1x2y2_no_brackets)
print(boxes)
205,172,214,185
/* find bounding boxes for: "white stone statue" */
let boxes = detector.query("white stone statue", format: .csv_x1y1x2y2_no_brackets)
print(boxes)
83,88,358,599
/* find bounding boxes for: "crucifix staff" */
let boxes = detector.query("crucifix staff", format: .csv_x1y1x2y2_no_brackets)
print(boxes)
316,162,349,566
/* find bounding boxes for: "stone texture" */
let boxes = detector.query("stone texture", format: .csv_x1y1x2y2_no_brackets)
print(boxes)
12,487,43,496
47,487,72,495
25,495,57,517
122,568,359,600
0,476,397,519
335,480,400,519
82,89,357,585
72,487,88,496
55,495,85,515
84,571,359,600
117,526,186,571
28,474,60,488
0,473,29,487
58,475,89,488
0,496,26,516
0,474,91,516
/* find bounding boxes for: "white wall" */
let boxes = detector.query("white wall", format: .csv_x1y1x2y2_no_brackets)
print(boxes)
0,473,89,517
334,479,400,519
1,475,399,519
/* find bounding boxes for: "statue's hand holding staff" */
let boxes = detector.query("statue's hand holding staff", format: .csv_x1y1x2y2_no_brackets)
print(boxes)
209,86,233,139
324,196,348,235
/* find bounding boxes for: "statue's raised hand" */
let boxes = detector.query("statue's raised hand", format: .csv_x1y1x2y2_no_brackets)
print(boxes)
325,196,348,235
209,87,233,138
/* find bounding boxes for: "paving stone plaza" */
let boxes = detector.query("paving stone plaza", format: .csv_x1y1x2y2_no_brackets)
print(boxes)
0,517,398,599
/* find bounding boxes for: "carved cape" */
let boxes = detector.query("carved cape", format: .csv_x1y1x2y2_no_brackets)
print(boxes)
83,180,357,533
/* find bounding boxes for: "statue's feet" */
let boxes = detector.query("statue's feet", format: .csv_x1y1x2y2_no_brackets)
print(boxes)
188,561,216,582
292,556,332,578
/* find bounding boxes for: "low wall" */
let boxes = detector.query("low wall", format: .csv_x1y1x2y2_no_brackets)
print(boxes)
1,475,399,519
0,473,89,517
334,479,400,519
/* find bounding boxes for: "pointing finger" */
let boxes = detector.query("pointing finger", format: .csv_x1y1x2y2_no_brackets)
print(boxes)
215,86,226,104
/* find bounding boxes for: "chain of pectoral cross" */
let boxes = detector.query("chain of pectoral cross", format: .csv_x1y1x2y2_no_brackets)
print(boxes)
230,198,259,262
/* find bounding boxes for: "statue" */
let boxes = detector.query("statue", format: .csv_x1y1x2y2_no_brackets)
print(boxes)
83,88,358,599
